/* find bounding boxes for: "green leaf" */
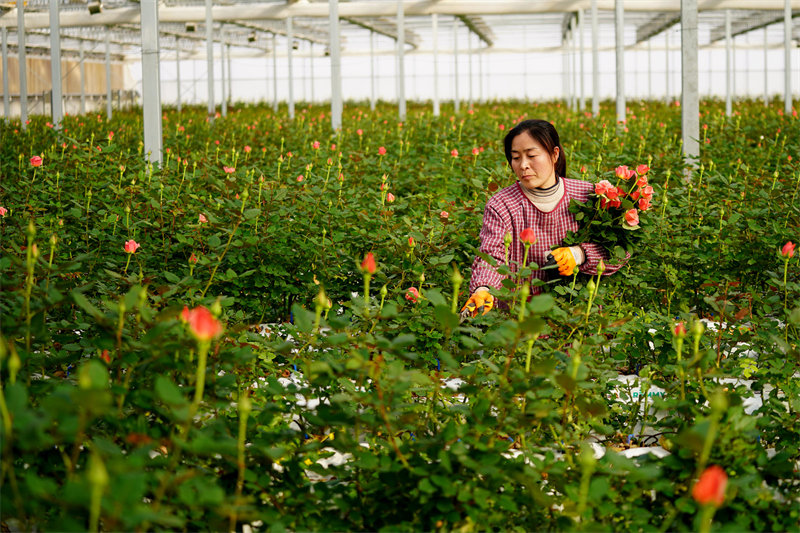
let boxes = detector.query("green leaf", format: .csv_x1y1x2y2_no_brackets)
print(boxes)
433,305,459,329
71,289,103,320
155,375,188,406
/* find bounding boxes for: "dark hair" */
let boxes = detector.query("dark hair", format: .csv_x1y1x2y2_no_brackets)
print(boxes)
503,119,567,178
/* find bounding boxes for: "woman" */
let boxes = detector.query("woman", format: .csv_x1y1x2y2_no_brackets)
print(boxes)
462,119,626,317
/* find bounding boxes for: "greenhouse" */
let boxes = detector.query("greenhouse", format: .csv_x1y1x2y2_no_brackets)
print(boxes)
1,0,800,531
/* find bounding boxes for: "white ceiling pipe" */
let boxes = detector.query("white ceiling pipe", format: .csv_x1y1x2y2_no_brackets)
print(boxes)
5,1,800,30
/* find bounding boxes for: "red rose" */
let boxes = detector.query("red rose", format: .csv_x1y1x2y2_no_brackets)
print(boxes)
520,228,537,244
782,241,795,258
691,465,727,507
361,252,376,274
184,306,223,342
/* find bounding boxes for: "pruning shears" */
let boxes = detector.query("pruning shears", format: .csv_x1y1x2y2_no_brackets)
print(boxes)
459,302,483,324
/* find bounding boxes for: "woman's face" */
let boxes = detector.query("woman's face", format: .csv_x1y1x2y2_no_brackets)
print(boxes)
510,131,559,190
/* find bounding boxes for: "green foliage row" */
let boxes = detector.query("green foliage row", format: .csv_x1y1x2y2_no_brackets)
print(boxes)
0,98,798,531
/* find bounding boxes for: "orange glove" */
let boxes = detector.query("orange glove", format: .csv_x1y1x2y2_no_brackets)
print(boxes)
460,289,494,318
551,247,578,276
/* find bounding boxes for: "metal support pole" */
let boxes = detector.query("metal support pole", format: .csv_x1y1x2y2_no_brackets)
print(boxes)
329,0,342,130
468,31,473,108
567,18,576,111
176,44,181,112
665,30,670,105
227,42,232,106
785,0,793,115
478,46,483,103
397,1,406,121
205,0,214,119
221,36,227,117
725,10,732,116
1,28,8,119
287,16,295,119
591,0,599,116
272,33,278,112
572,19,578,110
369,30,376,111
48,0,63,128
105,27,112,120
140,0,163,166
681,0,699,169
17,0,27,127
647,39,653,100
432,14,439,116
309,42,314,103
453,18,459,113
615,0,625,123
563,36,569,108
579,9,585,111
764,26,769,107
79,40,85,114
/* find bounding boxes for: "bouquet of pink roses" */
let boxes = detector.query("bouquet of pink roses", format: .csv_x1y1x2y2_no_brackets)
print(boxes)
561,163,655,261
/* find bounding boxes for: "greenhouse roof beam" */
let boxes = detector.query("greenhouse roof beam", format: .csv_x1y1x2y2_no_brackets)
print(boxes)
341,16,420,48
635,12,680,43
455,15,494,47
707,10,800,42
6,1,800,30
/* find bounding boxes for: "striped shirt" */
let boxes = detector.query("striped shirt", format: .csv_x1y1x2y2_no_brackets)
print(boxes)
469,178,628,295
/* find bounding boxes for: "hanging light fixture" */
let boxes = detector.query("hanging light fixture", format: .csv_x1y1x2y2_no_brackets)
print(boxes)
88,1,102,15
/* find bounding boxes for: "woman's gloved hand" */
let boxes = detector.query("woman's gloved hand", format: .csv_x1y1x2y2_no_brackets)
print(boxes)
551,247,581,276
460,289,494,318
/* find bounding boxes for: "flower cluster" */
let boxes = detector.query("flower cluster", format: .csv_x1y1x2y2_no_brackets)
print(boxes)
563,163,655,257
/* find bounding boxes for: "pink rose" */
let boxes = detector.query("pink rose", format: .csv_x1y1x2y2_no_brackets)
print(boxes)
615,165,630,180
124,240,140,254
782,241,796,258
636,164,650,175
30,156,43,167
199,214,208,223
624,209,639,227
223,166,235,174
450,149,458,157
312,141,320,149
595,179,614,196
378,146,387,156
638,197,652,211
440,211,450,219
386,193,395,203
405,286,420,304
0,206,7,217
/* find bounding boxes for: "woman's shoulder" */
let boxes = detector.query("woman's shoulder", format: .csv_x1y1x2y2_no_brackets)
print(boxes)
562,177,593,199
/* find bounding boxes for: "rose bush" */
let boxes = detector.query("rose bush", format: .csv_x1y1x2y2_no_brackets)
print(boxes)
0,98,798,531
